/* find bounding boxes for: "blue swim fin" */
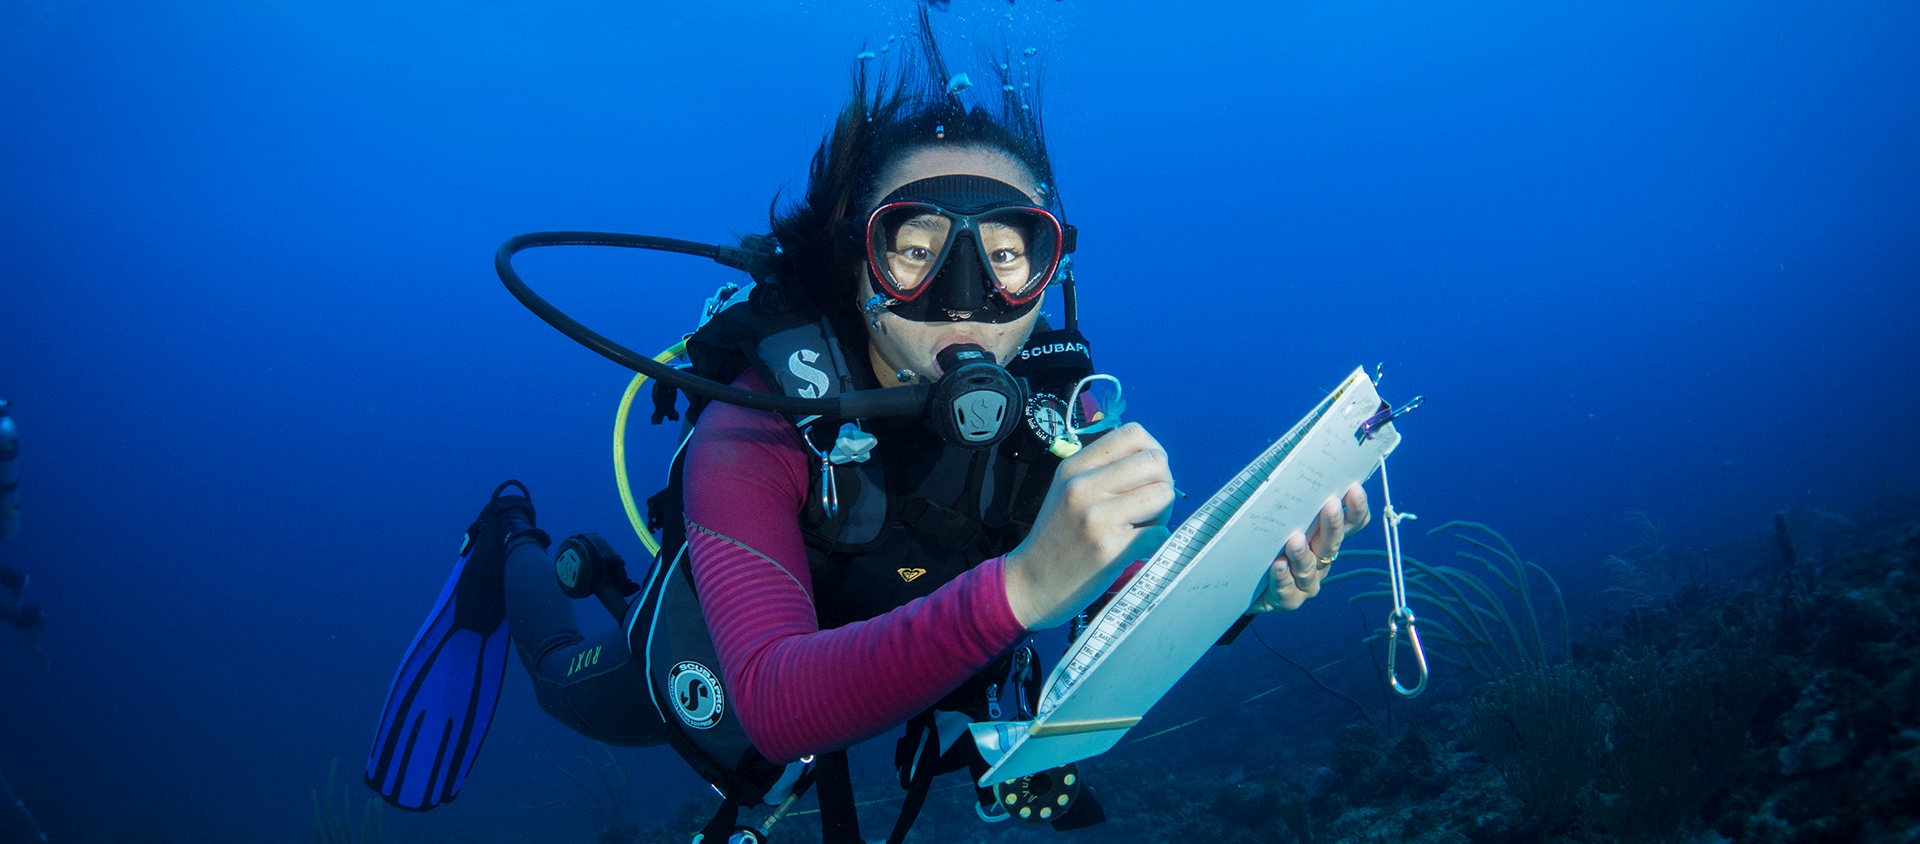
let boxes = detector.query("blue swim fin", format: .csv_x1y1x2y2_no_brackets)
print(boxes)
365,480,539,811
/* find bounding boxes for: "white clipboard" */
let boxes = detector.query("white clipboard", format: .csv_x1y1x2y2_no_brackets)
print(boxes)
971,366,1404,785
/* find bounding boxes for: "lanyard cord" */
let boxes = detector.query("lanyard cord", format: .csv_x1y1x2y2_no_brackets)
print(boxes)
1380,457,1429,698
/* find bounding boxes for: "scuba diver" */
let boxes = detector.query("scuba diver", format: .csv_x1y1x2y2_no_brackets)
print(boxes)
0,401,43,669
0,567,44,668
1,402,45,669
1,399,19,542
366,15,1370,844
1,400,50,843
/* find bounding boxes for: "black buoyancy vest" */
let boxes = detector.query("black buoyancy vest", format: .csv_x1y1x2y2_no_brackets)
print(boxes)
631,280,1094,810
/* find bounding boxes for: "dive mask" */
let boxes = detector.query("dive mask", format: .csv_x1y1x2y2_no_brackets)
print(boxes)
860,174,1075,324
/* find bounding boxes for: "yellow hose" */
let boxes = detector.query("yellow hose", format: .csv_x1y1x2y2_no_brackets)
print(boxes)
614,341,688,556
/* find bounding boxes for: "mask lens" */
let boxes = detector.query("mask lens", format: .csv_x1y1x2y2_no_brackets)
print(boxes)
1068,375,1125,437
976,207,1059,303
873,204,954,296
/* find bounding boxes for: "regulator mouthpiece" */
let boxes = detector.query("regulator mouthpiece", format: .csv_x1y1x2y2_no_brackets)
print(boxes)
929,344,1023,449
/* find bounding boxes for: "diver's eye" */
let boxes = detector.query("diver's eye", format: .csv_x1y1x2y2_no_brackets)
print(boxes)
902,246,934,262
989,248,1023,265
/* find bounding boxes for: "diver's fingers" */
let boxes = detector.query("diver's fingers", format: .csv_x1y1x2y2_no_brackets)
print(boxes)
1081,441,1173,498
1095,473,1176,532
1282,532,1322,599
1062,423,1161,474
1342,483,1371,535
1305,496,1345,566
1253,553,1309,613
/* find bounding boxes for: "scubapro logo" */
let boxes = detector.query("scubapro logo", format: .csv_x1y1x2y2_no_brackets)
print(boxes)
668,661,725,730
788,349,831,399
1018,341,1089,361
953,390,1008,442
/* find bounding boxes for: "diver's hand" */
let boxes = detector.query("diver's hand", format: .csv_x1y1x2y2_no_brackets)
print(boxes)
1249,483,1371,613
1004,423,1175,630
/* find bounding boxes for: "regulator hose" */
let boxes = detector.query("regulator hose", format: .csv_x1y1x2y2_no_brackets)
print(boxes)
495,231,931,420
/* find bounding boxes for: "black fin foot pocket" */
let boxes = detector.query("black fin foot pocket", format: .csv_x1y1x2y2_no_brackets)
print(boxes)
365,479,534,810
480,479,548,549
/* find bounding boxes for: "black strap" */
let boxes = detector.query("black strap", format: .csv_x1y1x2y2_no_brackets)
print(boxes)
887,719,943,844
817,750,863,844
1015,644,1041,720
696,796,739,844
1216,614,1256,646
651,379,681,424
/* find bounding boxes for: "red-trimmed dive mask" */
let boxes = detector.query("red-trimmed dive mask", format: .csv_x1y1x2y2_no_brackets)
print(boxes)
859,174,1075,324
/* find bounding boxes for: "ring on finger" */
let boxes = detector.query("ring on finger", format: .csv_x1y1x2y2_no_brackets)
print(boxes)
1317,553,1337,565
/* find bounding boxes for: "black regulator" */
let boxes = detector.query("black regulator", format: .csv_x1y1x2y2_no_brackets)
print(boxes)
927,344,1025,449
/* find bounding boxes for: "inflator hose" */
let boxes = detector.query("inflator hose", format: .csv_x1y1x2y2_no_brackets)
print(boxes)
495,231,931,419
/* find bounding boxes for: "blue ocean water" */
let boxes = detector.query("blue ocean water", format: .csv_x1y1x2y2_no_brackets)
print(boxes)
0,0,1915,841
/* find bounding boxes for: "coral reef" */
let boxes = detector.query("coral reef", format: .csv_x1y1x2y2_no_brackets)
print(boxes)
1463,665,1609,837
1711,519,1920,843
1601,512,1708,613
1589,638,1767,843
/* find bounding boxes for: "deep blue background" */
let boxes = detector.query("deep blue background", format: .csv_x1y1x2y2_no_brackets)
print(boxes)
2,0,1915,840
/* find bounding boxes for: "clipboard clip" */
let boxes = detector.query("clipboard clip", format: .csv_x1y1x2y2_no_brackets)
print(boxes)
1356,396,1426,444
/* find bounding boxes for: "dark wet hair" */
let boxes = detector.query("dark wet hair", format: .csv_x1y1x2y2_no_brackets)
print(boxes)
763,9,1058,319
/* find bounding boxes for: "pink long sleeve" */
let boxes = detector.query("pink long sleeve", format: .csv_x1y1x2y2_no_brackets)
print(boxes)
681,373,1031,764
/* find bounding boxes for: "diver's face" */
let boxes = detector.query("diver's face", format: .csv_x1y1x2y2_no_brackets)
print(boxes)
858,146,1045,385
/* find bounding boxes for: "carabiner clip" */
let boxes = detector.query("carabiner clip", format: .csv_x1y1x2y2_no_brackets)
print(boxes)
1386,606,1429,698
819,458,839,519
801,437,840,520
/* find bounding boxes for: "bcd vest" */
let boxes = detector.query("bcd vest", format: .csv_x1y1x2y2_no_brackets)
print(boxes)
626,280,1097,821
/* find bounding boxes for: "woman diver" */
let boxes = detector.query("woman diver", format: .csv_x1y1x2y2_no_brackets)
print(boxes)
366,16,1369,844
